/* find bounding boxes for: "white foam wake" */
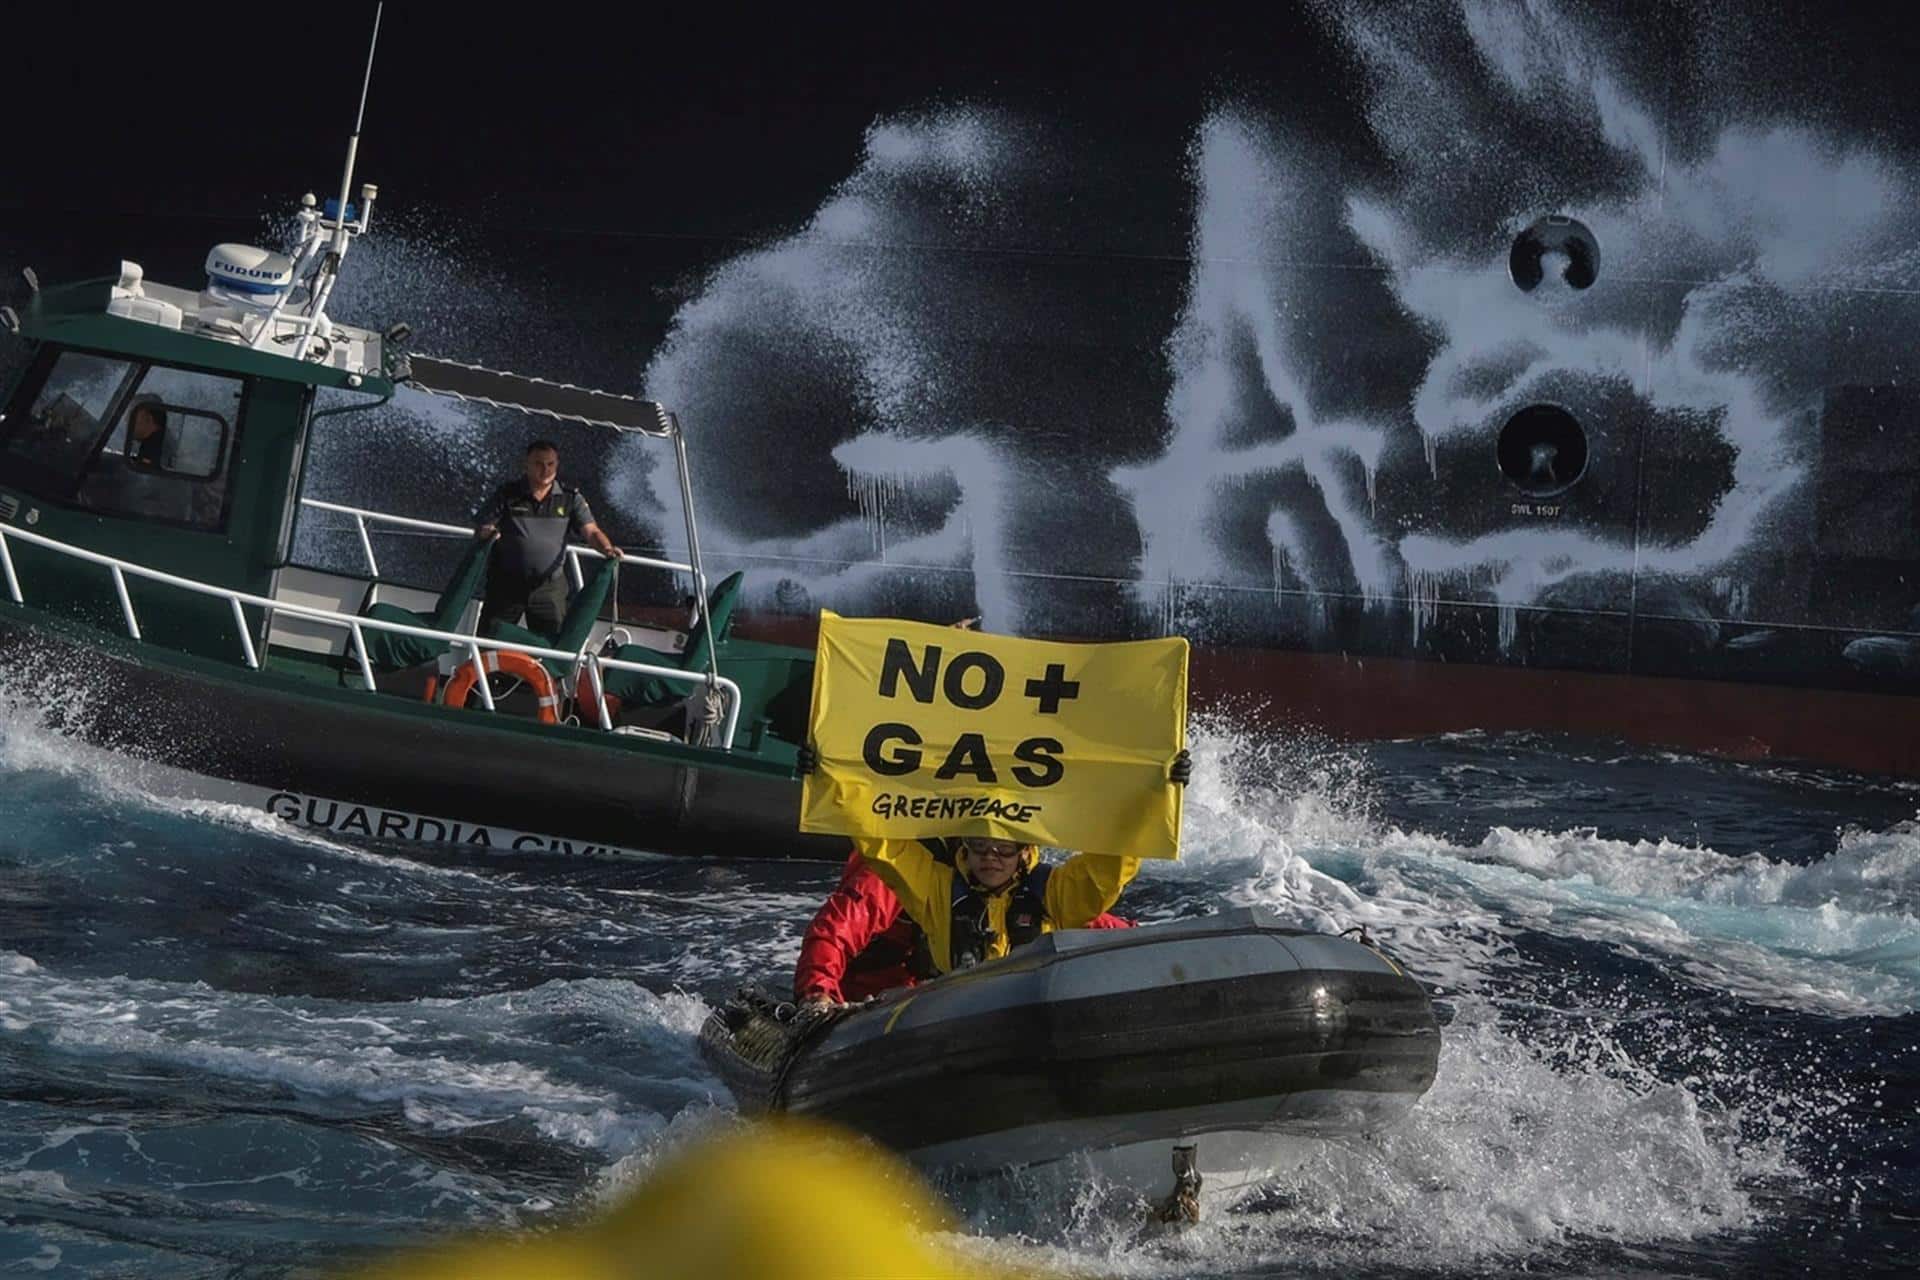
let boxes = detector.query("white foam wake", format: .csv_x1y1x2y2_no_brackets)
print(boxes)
1162,716,1920,1016
0,658,488,880
0,953,717,1162
953,998,1785,1277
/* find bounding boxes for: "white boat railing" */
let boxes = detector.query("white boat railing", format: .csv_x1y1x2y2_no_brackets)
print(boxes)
0,521,741,747
297,497,694,591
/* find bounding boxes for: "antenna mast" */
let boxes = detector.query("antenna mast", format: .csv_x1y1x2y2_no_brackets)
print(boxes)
287,2,384,361
332,2,384,257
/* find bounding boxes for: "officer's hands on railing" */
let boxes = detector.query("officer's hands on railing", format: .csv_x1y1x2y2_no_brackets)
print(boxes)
1170,749,1193,786
796,743,817,775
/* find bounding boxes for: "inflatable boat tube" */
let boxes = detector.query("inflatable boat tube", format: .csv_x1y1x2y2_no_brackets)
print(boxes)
701,906,1441,1176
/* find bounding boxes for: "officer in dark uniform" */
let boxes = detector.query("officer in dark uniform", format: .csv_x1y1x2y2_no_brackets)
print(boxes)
473,439,622,635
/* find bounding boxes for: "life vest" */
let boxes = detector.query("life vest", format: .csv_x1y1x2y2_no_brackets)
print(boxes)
906,840,1053,978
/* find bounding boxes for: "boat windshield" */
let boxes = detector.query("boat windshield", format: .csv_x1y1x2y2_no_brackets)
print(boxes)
0,349,139,488
1,348,248,531
72,365,243,530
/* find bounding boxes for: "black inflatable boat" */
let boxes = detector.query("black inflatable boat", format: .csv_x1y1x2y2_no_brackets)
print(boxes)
701,906,1441,1186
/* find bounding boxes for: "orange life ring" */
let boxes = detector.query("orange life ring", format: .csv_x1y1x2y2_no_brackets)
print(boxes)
440,649,560,725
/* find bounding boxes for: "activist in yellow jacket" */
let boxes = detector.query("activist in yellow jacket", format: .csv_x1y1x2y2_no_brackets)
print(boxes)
852,835,1139,975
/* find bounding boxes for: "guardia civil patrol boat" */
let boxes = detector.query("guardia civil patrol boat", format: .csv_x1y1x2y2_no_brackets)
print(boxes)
0,98,832,861
701,908,1441,1206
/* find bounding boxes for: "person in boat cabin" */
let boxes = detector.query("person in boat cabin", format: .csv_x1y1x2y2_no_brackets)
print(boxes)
472,439,623,635
96,396,191,523
124,398,167,469
792,748,1192,1006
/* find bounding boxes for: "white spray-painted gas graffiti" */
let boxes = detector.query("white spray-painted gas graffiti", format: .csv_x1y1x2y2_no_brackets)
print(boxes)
583,2,1916,650
1105,0,1920,651
1341,3,1911,650
833,431,1014,627
1112,112,1396,632
624,110,1028,628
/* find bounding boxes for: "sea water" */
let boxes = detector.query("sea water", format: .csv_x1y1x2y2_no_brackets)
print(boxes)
0,680,1914,1278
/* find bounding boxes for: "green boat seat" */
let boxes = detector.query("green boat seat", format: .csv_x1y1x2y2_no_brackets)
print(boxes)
357,536,493,673
601,571,744,707
482,556,620,678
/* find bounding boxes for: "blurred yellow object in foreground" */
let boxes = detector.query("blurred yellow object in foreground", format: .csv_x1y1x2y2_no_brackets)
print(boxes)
351,1118,1009,1279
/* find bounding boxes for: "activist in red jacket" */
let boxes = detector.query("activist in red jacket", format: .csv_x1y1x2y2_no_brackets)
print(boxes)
794,851,1133,1004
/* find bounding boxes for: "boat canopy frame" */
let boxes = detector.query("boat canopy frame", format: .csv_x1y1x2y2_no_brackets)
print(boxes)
401,355,676,436
296,351,724,711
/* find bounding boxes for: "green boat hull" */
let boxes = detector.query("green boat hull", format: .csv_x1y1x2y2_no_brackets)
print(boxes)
0,600,843,861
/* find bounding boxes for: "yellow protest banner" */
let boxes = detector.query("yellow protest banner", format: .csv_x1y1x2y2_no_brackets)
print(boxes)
800,612,1188,860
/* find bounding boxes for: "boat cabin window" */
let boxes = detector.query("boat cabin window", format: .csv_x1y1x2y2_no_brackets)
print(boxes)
0,350,139,486
74,366,241,529
0,349,244,532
